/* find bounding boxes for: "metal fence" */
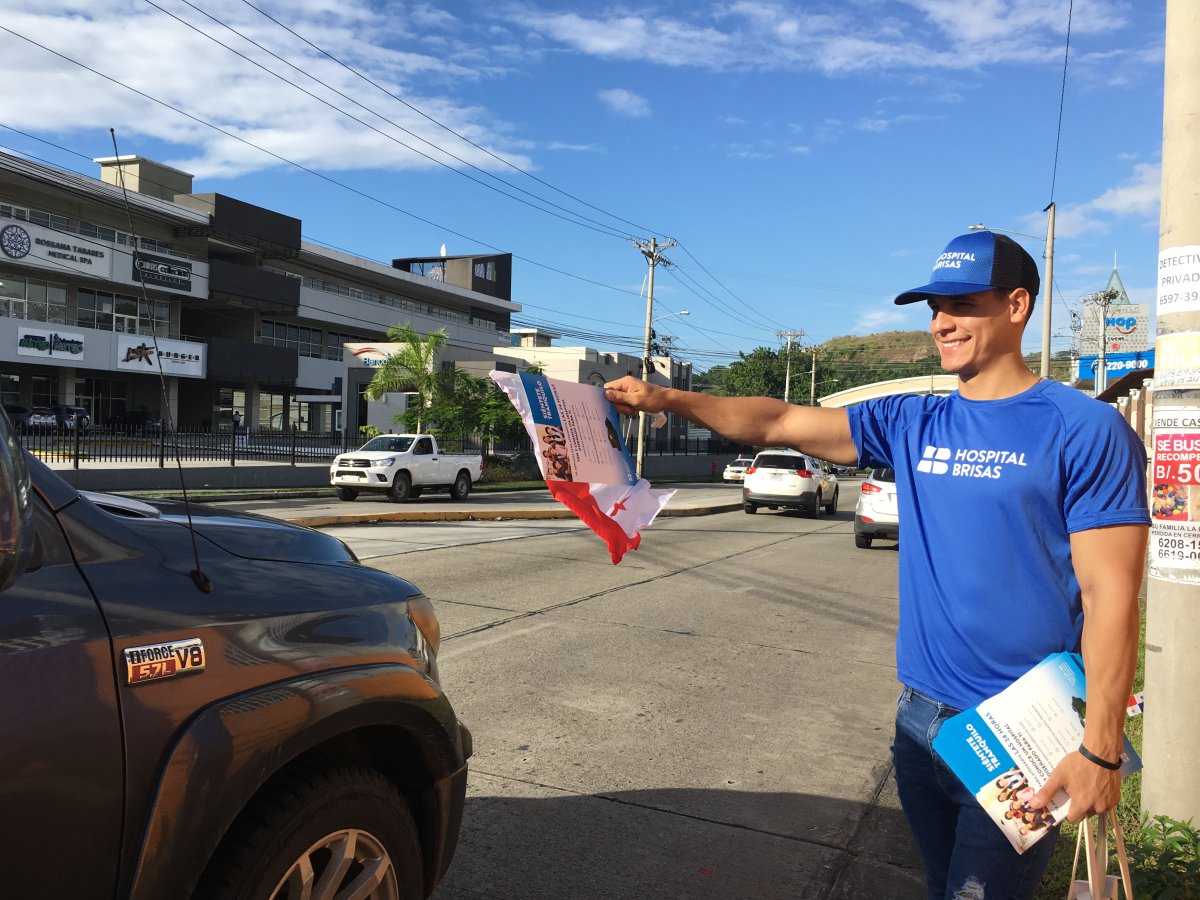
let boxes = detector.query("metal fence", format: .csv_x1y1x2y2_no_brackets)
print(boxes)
16,425,752,468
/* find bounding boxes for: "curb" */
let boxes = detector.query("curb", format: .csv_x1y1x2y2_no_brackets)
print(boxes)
281,501,744,528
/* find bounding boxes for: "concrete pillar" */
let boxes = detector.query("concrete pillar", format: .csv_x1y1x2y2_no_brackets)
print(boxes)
1143,0,1200,821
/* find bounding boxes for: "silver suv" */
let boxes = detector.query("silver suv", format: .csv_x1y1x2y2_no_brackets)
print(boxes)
742,449,839,517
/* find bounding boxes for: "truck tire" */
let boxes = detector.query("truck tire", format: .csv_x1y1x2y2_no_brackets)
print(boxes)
855,533,873,549
450,470,471,501
805,491,821,519
194,765,423,900
336,487,359,502
825,486,839,514
388,472,411,503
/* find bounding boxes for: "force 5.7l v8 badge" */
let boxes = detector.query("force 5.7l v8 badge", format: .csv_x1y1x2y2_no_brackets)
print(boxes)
124,638,206,684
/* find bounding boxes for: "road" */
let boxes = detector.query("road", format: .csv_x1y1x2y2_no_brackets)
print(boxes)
234,484,925,898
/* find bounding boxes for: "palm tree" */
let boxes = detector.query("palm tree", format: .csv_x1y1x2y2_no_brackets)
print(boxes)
364,323,448,433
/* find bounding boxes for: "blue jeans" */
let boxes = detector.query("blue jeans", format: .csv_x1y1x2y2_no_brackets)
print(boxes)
893,686,1060,900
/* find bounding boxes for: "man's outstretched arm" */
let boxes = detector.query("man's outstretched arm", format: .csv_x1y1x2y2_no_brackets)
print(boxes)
604,376,859,466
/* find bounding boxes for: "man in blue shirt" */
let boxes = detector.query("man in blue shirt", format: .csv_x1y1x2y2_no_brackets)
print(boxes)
605,230,1149,898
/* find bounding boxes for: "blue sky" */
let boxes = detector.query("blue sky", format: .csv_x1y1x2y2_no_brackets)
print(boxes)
0,0,1166,371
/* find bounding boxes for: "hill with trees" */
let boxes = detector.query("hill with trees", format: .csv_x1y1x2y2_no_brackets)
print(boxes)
691,331,1077,401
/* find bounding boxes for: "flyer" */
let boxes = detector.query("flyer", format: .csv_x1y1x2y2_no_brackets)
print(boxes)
932,653,1141,855
490,371,675,563
1149,405,1200,582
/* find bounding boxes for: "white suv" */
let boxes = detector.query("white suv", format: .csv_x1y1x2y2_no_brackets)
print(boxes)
742,449,839,518
854,467,899,548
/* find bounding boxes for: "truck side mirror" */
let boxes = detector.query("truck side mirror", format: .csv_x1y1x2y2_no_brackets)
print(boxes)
0,409,35,593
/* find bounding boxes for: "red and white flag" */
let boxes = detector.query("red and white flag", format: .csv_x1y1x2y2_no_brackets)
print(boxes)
490,371,674,564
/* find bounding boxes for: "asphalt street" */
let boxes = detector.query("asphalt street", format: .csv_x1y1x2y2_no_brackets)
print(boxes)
223,481,925,898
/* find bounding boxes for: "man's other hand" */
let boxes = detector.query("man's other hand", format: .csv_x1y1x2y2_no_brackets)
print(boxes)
1030,751,1122,823
605,376,668,417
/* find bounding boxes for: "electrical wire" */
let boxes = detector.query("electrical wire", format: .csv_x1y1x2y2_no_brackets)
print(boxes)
142,0,635,241
1049,0,1074,202
0,25,644,300
234,0,664,239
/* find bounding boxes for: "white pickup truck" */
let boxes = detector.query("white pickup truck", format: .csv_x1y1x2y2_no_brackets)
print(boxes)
330,434,484,502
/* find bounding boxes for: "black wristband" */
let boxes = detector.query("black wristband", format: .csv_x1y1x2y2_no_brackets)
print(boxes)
1078,743,1122,771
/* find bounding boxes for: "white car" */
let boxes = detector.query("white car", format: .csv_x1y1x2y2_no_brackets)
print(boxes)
742,449,839,518
722,456,755,482
854,467,899,548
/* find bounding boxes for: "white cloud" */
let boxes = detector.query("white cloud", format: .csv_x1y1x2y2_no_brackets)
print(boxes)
856,306,915,332
596,88,652,118
0,0,533,178
1034,163,1160,238
503,0,1139,78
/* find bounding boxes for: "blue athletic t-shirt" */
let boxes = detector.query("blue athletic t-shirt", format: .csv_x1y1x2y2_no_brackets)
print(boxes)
847,379,1149,710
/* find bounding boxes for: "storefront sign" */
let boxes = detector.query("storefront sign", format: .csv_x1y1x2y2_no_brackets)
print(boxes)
1150,406,1200,582
0,220,113,279
1076,351,1154,381
345,343,397,367
1152,332,1200,390
16,326,84,359
1157,246,1200,315
116,335,205,378
1080,304,1150,355
132,251,192,292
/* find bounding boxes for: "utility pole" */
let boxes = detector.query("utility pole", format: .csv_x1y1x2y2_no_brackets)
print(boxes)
1041,202,1056,377
633,237,675,480
809,347,818,406
1143,0,1200,823
1083,288,1119,395
776,330,803,403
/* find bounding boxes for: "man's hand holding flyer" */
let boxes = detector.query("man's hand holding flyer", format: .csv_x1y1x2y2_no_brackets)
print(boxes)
931,652,1141,854
490,371,675,563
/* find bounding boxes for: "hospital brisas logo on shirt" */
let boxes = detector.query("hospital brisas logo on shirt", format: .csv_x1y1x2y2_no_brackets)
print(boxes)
917,445,1029,479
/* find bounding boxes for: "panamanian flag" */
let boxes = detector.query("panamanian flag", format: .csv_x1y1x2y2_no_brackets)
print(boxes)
490,371,674,564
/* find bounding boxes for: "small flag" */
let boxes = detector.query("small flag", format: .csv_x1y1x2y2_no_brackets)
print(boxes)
1126,692,1144,717
491,371,674,564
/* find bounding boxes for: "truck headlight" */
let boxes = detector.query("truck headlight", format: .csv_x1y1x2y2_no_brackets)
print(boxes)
380,456,396,467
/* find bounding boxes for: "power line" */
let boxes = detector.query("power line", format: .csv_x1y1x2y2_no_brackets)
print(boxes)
0,26,644,300
1049,0,1074,201
140,0,633,241
233,0,664,239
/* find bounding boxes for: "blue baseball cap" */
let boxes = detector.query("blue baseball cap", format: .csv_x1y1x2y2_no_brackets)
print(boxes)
894,230,1040,305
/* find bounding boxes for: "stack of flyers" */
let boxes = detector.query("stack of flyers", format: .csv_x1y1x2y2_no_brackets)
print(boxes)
932,652,1141,854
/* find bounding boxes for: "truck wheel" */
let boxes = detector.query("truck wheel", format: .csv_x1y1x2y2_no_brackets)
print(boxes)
855,533,872,549
450,470,471,501
743,502,757,514
336,487,359,502
388,472,411,503
194,766,422,900
805,491,821,519
825,486,839,514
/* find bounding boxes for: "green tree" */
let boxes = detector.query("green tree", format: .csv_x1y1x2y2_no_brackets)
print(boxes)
724,346,788,398
364,323,448,432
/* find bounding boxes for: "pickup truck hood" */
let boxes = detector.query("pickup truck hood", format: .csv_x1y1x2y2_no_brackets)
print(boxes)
333,451,396,463
80,491,357,564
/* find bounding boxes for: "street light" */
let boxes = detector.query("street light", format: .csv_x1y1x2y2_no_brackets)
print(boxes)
968,203,1056,379
811,377,838,406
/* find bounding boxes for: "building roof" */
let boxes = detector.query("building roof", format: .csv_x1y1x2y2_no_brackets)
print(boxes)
301,241,520,314
0,150,209,226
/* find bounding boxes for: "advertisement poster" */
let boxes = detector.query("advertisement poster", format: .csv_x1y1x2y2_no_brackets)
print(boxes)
1157,246,1200,315
491,371,674,564
932,653,1141,855
1149,405,1200,582
1153,332,1200,390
